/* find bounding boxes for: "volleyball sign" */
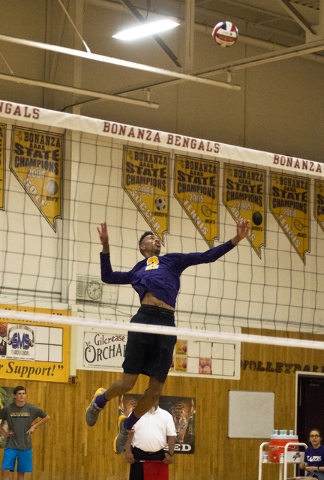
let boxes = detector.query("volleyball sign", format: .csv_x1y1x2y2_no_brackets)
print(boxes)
223,164,266,258
174,155,219,247
0,124,4,210
122,146,169,241
314,180,324,233
270,172,310,262
10,126,62,232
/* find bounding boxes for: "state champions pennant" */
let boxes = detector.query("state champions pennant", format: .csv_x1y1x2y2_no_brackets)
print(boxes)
270,172,310,263
223,164,266,258
10,126,62,231
122,146,169,241
0,124,5,209
174,155,218,247
314,180,324,233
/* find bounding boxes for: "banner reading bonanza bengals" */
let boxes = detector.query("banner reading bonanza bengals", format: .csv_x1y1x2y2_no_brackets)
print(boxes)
314,180,324,233
10,126,62,231
223,164,266,258
122,146,169,241
174,155,218,247
270,172,309,262
0,124,4,209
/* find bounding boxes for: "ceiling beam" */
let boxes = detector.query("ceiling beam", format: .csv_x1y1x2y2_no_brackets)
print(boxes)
184,0,195,72
68,35,324,110
276,0,317,34
195,37,324,76
0,72,159,108
0,33,240,90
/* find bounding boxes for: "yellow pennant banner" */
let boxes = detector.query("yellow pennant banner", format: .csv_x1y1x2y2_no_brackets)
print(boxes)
270,172,309,262
174,155,218,247
315,180,324,233
223,164,266,257
10,127,62,231
0,124,4,209
122,146,169,241
0,305,70,383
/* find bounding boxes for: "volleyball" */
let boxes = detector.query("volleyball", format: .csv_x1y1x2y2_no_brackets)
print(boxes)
212,21,238,47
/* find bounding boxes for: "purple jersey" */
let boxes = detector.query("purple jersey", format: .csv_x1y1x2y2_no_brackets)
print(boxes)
305,445,324,467
101,240,235,309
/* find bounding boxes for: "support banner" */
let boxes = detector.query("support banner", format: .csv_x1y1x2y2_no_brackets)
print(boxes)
10,126,62,231
270,172,310,262
174,155,218,246
0,124,5,209
122,146,169,241
223,164,266,257
314,180,324,233
0,305,70,383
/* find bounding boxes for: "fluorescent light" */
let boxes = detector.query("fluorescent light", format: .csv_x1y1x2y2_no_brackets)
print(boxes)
112,19,180,41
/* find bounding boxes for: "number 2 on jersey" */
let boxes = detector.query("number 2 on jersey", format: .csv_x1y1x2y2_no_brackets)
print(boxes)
146,256,159,270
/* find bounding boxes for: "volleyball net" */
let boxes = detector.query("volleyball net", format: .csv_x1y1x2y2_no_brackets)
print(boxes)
0,99,324,361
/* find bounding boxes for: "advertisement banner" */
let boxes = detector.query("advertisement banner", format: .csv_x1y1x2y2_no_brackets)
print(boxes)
223,164,266,258
174,155,218,246
0,305,70,383
270,172,310,262
314,180,324,233
122,146,169,242
118,394,196,454
10,126,62,231
84,331,127,369
0,124,5,209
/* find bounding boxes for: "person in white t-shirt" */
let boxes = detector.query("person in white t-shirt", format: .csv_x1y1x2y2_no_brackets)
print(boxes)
123,400,176,480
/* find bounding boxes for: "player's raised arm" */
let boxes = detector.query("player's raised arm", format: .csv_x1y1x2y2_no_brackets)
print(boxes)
97,222,109,254
231,219,250,246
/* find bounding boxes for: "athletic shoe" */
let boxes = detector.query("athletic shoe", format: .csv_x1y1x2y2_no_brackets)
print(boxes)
113,416,132,454
85,387,106,426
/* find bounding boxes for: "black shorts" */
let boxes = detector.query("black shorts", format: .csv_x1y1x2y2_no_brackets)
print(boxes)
122,305,177,383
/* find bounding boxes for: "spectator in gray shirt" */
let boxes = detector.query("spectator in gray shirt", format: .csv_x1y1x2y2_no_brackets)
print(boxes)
0,386,50,480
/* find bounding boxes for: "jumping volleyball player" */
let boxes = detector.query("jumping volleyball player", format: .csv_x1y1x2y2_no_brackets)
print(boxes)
86,220,249,452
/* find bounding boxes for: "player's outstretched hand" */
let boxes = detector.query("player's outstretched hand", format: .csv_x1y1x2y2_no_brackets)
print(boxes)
231,219,250,246
236,219,249,240
97,222,110,253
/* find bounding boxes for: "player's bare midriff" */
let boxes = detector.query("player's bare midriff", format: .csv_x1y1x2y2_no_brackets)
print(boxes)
141,291,175,311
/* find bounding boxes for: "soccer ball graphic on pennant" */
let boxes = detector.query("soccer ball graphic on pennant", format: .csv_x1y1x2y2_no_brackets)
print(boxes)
155,196,166,211
212,21,238,47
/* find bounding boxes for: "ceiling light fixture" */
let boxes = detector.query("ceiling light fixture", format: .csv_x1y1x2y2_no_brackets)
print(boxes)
112,19,180,41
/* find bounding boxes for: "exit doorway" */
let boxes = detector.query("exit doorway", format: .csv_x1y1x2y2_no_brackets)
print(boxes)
295,372,324,477
297,372,324,445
